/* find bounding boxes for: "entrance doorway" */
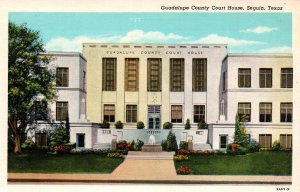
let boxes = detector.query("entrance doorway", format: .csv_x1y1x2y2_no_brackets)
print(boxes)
148,105,160,129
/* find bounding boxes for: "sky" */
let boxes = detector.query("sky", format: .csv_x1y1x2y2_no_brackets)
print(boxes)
9,12,292,53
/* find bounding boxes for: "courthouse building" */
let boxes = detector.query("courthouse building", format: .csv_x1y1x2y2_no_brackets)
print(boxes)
30,43,293,150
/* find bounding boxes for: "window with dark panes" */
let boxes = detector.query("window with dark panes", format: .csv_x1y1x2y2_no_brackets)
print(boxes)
56,102,68,121
83,71,86,91
194,105,205,123
170,58,184,92
222,71,226,91
281,68,293,88
238,103,251,122
259,103,272,122
34,100,48,120
102,58,117,91
259,134,272,149
77,134,85,148
56,68,69,87
238,68,251,88
103,104,115,122
171,105,182,123
220,135,228,149
35,133,47,147
147,58,162,91
280,134,292,149
192,58,207,92
280,103,292,122
126,105,137,123
259,68,272,88
125,58,139,91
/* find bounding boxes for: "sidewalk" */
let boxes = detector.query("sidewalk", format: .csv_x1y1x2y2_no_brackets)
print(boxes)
7,152,292,184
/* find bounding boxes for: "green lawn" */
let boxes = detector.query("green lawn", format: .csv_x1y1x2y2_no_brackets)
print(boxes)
175,151,292,175
8,150,124,173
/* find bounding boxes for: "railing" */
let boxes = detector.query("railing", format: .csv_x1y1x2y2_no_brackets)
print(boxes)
146,130,161,135
102,130,111,134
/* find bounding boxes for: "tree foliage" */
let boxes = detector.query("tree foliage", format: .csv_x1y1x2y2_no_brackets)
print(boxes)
8,22,55,153
234,114,249,147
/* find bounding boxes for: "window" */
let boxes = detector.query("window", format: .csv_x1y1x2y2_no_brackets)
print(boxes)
222,71,226,91
33,100,48,120
125,58,139,91
56,102,68,121
77,134,85,148
170,58,184,92
126,105,137,123
220,135,228,149
238,68,251,88
280,134,292,149
103,58,117,91
171,105,182,123
259,103,272,122
259,68,272,88
281,68,293,88
194,105,205,123
280,103,292,122
83,71,86,91
238,103,251,122
56,68,69,87
192,58,207,92
35,133,47,147
147,58,162,91
103,104,115,122
259,134,272,149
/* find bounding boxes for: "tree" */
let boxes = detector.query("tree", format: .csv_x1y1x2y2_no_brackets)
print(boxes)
8,22,55,154
233,114,249,147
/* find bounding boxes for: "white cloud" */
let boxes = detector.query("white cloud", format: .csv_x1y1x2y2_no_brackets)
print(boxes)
191,34,263,47
256,46,292,53
241,26,278,34
46,30,187,52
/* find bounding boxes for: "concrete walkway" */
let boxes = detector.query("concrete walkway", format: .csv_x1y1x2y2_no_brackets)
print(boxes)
7,152,292,184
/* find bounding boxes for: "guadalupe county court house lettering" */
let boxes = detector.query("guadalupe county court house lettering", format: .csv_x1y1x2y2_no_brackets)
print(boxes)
28,43,293,150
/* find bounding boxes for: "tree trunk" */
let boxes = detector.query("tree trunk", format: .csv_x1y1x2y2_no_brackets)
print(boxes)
14,134,22,154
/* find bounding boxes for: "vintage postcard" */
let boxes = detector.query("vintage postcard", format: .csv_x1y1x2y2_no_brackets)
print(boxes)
0,0,299,192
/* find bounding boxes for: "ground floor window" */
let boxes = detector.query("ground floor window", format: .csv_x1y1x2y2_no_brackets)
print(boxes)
103,104,115,122
35,133,47,147
126,105,137,123
194,105,205,123
280,134,292,149
171,105,183,123
219,135,228,149
259,134,272,149
77,134,85,148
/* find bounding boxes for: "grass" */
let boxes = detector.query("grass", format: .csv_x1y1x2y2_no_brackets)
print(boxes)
8,150,124,173
175,151,292,175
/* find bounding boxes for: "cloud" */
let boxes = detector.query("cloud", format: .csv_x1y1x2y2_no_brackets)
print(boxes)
256,46,292,53
46,30,187,52
191,34,263,47
241,26,278,34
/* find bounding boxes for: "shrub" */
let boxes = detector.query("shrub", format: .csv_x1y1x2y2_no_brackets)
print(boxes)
116,140,131,151
247,140,260,153
166,131,178,151
101,120,110,129
136,121,145,129
197,121,207,129
179,141,188,150
185,119,191,129
237,146,248,155
136,139,144,151
107,152,122,158
177,166,191,175
174,155,189,161
163,122,173,129
21,137,36,149
234,114,249,147
50,125,68,148
176,149,190,155
54,145,68,153
272,140,281,151
115,120,123,129
161,140,168,151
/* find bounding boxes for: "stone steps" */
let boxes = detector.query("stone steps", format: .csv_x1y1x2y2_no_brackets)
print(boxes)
193,143,212,151
126,151,175,160
93,143,111,149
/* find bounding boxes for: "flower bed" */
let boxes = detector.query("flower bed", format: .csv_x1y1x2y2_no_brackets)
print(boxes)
177,166,191,175
174,155,189,161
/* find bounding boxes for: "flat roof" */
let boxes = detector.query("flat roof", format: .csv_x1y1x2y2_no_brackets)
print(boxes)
42,51,87,62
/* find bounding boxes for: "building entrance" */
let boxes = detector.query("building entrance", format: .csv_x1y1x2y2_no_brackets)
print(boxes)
148,105,160,129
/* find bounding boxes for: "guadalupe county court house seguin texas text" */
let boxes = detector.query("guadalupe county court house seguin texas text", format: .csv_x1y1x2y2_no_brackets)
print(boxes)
27,43,293,151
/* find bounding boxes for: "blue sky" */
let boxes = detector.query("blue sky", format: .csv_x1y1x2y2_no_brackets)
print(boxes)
9,12,292,53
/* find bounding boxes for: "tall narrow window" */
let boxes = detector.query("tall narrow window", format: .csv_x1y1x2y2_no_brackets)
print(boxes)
281,68,293,88
280,134,292,149
259,134,272,149
192,58,207,92
259,68,272,88
259,103,272,122
147,58,162,91
238,68,251,88
103,104,115,122
171,105,182,123
220,135,228,149
194,105,205,123
126,105,137,123
102,58,117,91
170,58,184,92
238,103,251,122
125,58,139,91
56,102,68,121
56,68,69,87
222,71,226,91
83,71,86,91
34,100,48,120
280,103,292,122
